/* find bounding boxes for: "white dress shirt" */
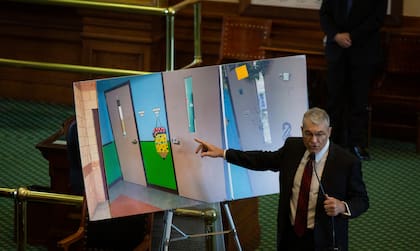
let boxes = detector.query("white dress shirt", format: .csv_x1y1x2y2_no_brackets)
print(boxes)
290,140,330,229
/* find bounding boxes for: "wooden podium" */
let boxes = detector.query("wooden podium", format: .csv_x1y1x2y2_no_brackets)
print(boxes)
22,117,81,249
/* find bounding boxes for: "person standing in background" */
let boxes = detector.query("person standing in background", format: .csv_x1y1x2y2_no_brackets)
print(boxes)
319,0,388,161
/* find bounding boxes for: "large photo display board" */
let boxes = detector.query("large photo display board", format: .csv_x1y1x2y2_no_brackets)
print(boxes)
73,55,308,220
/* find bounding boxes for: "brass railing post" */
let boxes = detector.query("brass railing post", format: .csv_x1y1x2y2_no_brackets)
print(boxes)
0,187,83,251
15,188,27,251
166,10,176,71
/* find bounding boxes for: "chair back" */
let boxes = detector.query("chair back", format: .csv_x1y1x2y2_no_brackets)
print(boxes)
66,117,85,195
218,15,272,64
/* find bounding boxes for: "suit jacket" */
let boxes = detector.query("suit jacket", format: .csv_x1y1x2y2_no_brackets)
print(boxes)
225,137,369,251
319,0,388,65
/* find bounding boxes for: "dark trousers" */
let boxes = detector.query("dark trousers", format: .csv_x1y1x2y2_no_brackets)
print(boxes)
326,55,374,148
279,222,314,251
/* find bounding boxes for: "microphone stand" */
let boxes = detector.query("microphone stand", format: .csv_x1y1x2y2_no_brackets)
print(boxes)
311,155,339,251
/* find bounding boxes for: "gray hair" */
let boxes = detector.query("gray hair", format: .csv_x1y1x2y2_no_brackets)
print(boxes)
302,107,330,127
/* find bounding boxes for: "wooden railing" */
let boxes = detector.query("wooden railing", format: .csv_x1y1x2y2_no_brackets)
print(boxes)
0,187,83,251
0,186,219,251
0,1,207,250
0,0,203,74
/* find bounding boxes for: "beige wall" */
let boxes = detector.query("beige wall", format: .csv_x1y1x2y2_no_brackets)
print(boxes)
206,0,420,17
404,0,420,17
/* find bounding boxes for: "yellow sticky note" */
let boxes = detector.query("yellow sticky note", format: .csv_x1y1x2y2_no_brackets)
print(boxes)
235,65,249,80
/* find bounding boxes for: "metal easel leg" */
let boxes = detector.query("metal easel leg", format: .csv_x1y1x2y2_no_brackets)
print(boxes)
223,202,242,251
160,210,174,251
160,203,241,251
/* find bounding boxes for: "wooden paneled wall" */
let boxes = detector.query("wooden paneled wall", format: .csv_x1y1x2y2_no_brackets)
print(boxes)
172,1,420,66
1,0,420,143
1,1,419,103
0,2,166,104
171,0,420,144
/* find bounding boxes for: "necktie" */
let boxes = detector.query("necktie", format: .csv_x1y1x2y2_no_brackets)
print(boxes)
294,156,313,237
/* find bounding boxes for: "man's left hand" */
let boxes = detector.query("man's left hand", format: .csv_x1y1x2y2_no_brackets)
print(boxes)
324,194,346,216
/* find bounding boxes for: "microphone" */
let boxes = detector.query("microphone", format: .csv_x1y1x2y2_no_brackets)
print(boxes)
310,153,339,251
310,153,326,196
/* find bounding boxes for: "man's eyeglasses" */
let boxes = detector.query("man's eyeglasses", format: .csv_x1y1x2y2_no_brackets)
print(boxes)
303,131,327,139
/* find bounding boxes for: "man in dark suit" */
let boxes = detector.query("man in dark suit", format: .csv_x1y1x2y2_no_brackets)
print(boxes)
319,0,388,160
195,107,369,250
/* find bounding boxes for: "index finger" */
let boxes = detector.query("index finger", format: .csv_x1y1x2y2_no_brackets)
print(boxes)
194,138,203,144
